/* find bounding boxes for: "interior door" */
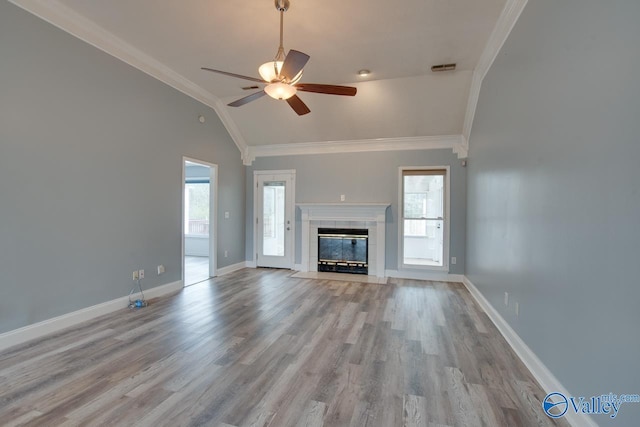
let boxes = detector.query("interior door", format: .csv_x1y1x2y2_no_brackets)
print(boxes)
256,172,294,269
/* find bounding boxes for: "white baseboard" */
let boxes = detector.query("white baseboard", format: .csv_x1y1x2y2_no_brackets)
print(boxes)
245,261,257,268
462,277,598,427
216,261,247,276
0,280,183,352
294,264,303,271
385,269,464,283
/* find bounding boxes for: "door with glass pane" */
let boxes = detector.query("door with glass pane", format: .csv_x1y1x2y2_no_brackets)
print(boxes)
256,172,294,269
401,169,447,268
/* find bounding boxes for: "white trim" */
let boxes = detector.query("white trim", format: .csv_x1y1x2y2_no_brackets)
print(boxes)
462,0,529,143
0,280,183,352
216,262,247,276
298,203,389,278
294,263,303,271
253,169,297,176
245,135,468,164
385,270,464,283
462,277,599,427
245,261,257,268
8,0,249,161
398,166,451,273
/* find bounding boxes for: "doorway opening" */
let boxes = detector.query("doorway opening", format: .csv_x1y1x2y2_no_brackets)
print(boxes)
183,158,217,286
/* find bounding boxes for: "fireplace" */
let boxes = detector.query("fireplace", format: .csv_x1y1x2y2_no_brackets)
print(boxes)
298,203,389,278
318,228,368,275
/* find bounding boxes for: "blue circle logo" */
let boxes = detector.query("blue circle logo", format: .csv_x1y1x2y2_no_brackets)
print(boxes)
543,392,568,418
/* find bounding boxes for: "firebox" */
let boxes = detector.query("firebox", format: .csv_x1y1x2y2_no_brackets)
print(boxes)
317,228,368,275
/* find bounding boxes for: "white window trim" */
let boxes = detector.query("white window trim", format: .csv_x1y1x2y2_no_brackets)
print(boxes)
398,166,451,272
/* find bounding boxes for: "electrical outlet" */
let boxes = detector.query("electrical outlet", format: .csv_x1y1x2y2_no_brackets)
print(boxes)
515,302,520,317
504,292,509,306
157,265,165,275
225,211,230,219
340,194,346,202
139,269,145,279
132,271,139,280
224,250,228,258
451,256,457,265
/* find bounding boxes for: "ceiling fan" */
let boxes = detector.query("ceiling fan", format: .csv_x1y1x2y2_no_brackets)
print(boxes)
202,0,357,116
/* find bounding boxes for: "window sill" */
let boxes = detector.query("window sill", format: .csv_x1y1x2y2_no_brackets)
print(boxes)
400,264,449,273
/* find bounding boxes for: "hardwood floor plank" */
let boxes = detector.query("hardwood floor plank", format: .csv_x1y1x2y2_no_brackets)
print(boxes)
444,366,482,427
0,409,43,427
0,269,568,427
403,394,428,427
296,400,326,427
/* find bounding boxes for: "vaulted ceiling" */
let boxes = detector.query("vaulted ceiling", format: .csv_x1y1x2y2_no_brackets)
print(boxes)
13,0,510,160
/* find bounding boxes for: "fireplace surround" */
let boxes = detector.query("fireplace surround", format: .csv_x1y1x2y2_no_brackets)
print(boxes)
298,203,389,278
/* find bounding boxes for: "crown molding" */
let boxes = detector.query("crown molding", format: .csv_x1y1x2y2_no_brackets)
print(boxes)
11,0,526,163
463,0,528,142
9,0,249,160
244,135,467,165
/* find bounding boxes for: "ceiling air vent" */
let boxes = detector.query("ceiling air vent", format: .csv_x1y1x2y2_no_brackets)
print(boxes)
431,63,456,72
242,85,260,90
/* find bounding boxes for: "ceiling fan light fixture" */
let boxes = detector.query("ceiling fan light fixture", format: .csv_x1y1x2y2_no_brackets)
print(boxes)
265,82,297,100
259,60,304,84
259,61,283,82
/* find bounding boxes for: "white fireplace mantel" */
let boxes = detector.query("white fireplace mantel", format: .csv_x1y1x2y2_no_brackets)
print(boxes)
298,203,390,278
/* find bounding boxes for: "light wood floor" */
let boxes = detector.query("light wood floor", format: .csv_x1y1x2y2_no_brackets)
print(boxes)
0,269,569,427
185,256,211,286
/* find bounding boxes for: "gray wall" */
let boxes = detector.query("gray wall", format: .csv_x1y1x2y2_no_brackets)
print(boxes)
246,149,466,274
0,2,245,334
466,0,640,425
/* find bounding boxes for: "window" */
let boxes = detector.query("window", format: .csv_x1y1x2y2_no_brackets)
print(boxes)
184,182,210,236
262,181,286,256
400,168,448,269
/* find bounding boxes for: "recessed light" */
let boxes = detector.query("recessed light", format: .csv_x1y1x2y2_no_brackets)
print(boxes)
358,69,371,77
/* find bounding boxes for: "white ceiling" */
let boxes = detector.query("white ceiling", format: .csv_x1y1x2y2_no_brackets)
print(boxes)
42,0,507,148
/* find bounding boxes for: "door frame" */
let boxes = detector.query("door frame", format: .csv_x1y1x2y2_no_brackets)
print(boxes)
182,157,218,285
397,165,451,272
253,169,296,269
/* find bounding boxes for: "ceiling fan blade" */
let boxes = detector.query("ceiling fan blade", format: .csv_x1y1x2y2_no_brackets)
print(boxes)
280,50,310,81
286,95,311,116
201,67,265,83
296,83,357,96
228,91,266,107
